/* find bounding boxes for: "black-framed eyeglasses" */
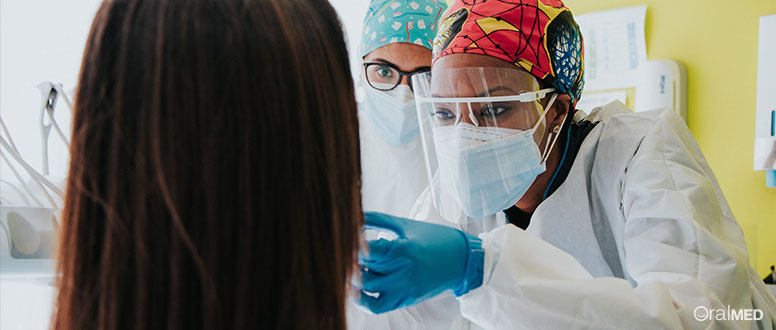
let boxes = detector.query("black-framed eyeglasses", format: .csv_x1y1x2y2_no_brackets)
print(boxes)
363,62,430,92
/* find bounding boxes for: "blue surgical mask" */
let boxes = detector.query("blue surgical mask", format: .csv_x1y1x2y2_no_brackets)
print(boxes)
363,85,420,146
432,94,561,218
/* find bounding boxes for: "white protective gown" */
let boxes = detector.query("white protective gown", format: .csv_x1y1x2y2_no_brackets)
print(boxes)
349,104,435,329
352,103,776,329
357,104,429,217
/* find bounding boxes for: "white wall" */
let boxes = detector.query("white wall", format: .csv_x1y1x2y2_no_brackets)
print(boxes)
329,0,370,86
0,2,102,329
0,0,101,186
0,0,368,189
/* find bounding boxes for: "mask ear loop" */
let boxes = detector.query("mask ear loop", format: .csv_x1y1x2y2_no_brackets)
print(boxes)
530,93,556,132
537,93,563,164
541,115,566,164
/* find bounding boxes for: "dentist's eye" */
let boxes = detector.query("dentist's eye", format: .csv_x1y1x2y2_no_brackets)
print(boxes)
375,66,393,78
434,108,456,121
480,105,510,117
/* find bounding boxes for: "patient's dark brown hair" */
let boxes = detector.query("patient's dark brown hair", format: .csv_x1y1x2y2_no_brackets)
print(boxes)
53,0,361,329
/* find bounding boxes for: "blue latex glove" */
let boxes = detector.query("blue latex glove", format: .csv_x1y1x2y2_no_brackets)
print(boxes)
358,212,484,314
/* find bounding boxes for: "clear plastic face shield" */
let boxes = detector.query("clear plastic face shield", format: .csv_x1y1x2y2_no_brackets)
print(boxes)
412,67,561,221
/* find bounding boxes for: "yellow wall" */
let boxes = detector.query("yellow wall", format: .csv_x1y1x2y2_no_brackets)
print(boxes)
564,0,776,277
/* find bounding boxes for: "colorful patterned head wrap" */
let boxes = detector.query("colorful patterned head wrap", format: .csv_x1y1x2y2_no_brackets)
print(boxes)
432,0,585,103
360,0,449,57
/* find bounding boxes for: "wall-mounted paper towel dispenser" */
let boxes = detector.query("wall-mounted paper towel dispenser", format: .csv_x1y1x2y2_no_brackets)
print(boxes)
635,59,688,120
755,14,776,187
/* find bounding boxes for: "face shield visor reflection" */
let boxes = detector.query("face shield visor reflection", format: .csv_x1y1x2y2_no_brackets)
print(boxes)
412,67,557,220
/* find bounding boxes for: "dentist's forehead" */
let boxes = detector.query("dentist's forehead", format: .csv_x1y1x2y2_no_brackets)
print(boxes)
430,54,540,98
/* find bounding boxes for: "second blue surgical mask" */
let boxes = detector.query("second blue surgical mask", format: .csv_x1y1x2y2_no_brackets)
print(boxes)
363,84,420,146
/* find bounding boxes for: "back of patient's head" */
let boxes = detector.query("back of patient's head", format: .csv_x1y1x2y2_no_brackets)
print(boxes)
53,0,361,329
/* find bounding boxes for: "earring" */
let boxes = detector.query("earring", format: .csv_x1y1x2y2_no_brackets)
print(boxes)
552,125,561,134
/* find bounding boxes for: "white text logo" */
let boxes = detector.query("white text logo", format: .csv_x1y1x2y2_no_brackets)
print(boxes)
693,306,763,321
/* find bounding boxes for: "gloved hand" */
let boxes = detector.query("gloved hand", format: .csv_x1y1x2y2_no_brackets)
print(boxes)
357,212,484,314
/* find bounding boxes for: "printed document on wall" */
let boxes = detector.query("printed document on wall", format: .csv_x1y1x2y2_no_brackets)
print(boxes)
575,5,648,90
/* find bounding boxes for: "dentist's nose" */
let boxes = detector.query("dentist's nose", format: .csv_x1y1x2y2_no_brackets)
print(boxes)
456,103,479,126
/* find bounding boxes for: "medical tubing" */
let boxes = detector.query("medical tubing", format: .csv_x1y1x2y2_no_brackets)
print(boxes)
1,179,34,206
0,112,61,207
452,231,485,297
46,108,69,146
40,106,51,175
0,137,63,205
1,141,58,208
543,121,571,200
0,115,21,153
50,83,74,111
538,95,560,164
0,151,44,207
1,114,52,206
41,83,72,146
